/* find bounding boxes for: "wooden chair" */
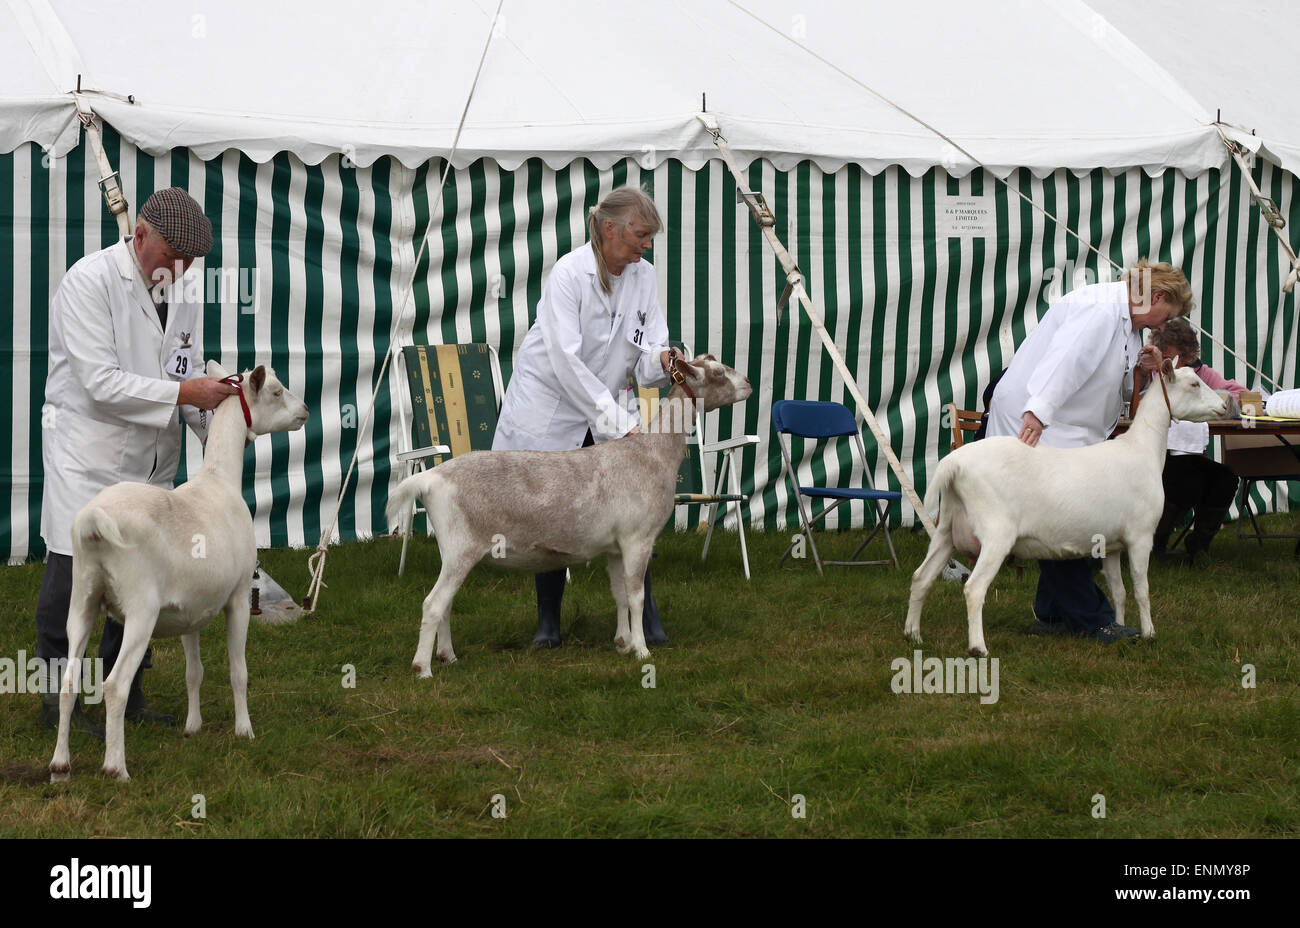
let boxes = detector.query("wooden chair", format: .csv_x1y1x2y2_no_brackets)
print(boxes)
947,403,983,450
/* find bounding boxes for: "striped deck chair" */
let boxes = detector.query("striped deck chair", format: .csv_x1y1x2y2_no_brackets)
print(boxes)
395,343,503,575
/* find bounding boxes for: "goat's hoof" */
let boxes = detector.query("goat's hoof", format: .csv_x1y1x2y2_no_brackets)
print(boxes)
49,764,69,784
412,662,432,678
436,651,457,664
633,647,650,660
102,766,130,782
905,630,922,644
969,646,988,658
235,726,254,740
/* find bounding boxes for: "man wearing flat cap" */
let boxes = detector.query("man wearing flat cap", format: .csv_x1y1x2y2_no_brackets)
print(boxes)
34,187,241,735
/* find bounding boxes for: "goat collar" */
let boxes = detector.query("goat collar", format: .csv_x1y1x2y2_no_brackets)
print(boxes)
220,374,253,428
1156,369,1176,422
668,357,696,402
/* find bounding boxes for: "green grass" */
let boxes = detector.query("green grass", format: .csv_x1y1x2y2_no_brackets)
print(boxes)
1,518,1298,837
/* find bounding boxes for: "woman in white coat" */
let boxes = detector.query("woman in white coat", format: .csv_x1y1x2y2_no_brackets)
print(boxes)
986,259,1191,641
494,186,679,648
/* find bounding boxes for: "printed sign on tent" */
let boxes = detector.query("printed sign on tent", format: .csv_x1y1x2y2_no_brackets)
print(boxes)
939,193,996,238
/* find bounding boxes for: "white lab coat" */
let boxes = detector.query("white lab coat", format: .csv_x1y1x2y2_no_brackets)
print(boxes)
987,281,1141,448
493,245,671,451
41,238,207,555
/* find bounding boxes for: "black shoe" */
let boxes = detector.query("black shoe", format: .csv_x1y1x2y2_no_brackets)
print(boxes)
38,694,104,740
532,569,565,648
1086,622,1140,644
1185,534,1215,569
1029,619,1070,637
124,670,177,726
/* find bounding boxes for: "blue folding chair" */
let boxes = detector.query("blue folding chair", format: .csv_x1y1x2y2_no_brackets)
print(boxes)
771,400,902,573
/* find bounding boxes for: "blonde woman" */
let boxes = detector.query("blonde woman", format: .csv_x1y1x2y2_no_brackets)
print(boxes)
986,259,1193,641
494,186,680,647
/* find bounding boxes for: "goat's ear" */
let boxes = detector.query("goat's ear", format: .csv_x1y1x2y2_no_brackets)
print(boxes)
207,359,229,379
1160,357,1177,382
249,365,267,393
700,352,717,362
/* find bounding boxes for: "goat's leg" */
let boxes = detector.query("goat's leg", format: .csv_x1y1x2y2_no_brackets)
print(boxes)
413,553,477,675
49,574,100,783
606,553,630,652
225,587,254,739
1126,538,1156,639
904,528,956,645
101,608,157,782
963,539,1013,657
1100,555,1127,627
616,546,653,660
181,631,203,736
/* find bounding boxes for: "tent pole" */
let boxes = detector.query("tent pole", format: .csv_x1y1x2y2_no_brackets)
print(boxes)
700,115,935,535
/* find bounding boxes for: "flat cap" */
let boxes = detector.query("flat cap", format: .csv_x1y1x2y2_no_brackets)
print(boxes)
139,187,213,258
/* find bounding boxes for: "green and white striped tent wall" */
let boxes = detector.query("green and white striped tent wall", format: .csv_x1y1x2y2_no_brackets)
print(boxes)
4,126,1300,562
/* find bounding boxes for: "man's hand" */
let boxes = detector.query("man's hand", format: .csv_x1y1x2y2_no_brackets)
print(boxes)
1019,411,1044,447
178,376,241,410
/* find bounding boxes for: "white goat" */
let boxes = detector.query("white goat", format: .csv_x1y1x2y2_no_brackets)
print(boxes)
905,361,1227,656
49,362,308,782
386,354,752,672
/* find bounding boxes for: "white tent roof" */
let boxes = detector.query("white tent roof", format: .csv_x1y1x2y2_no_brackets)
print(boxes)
3,0,1295,176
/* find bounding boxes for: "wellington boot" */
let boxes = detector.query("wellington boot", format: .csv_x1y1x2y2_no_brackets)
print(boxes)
124,667,177,726
39,692,104,740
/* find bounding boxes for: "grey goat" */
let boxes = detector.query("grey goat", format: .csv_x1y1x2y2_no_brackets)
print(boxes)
387,354,752,672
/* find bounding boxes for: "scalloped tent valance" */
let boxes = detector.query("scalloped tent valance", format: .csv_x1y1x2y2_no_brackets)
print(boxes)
5,0,1296,178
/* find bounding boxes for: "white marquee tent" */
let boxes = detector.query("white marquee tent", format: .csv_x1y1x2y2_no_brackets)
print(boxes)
4,0,1299,561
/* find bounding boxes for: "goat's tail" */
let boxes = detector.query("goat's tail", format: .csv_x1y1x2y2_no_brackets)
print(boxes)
386,473,431,536
72,506,131,549
924,455,958,519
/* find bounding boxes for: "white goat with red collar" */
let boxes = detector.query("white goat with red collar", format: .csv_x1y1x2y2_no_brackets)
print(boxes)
49,361,308,782
905,361,1226,656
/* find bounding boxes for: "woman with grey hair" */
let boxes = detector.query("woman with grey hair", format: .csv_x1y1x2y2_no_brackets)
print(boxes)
493,186,681,647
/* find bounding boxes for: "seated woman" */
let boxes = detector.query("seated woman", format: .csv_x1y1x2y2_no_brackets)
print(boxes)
1146,318,1245,564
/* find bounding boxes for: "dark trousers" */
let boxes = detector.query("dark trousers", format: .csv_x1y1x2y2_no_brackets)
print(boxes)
1034,558,1116,633
535,563,658,620
35,552,149,681
1157,453,1238,548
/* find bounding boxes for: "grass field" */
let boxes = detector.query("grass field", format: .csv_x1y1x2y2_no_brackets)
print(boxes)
1,518,1298,838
